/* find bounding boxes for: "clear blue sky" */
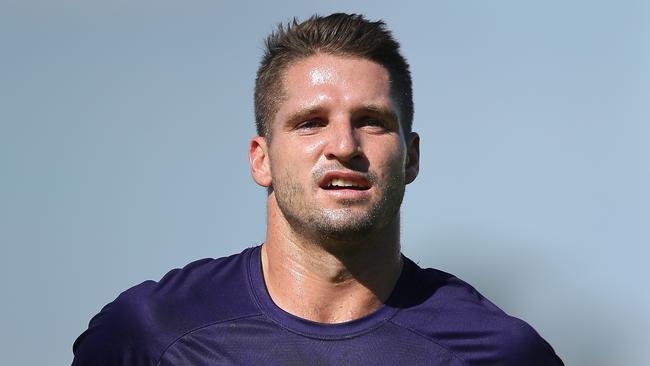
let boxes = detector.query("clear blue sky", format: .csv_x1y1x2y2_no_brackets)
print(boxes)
1,1,648,365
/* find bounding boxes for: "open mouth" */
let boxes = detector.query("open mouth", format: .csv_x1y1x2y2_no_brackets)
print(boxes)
319,176,371,191
324,178,369,190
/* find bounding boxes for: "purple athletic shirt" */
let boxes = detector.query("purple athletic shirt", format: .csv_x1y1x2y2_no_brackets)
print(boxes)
72,246,564,365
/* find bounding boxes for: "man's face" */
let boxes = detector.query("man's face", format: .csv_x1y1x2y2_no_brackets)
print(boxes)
258,53,419,240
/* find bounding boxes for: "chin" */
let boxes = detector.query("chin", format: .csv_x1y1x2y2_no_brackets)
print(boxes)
312,209,385,239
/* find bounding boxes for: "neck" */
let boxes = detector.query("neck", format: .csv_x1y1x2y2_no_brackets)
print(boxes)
261,195,403,323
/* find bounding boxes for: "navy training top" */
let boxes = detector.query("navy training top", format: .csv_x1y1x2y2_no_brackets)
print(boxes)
72,246,564,365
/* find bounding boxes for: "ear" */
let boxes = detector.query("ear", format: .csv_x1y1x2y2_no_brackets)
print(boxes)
405,132,420,184
249,136,272,187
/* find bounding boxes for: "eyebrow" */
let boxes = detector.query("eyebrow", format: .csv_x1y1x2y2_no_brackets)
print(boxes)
357,105,399,123
284,104,399,128
284,106,325,128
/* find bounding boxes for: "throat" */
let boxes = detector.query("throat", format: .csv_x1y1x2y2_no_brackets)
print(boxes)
260,241,403,324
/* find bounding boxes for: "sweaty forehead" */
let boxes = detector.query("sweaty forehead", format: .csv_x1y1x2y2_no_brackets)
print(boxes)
307,66,334,85
279,54,393,109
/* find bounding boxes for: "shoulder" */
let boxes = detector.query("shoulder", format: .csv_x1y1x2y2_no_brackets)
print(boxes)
391,259,564,366
72,247,261,366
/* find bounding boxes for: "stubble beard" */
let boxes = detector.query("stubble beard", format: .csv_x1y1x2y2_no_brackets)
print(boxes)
272,168,406,244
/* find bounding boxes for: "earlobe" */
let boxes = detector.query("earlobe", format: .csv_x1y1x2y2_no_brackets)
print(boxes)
405,132,420,184
249,136,272,187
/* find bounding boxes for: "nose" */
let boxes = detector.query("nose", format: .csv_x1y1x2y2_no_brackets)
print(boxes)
323,117,362,162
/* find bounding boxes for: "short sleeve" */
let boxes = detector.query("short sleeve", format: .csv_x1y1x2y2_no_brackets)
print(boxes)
72,281,163,366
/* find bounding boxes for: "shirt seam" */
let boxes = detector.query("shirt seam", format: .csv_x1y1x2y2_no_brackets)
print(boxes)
387,319,470,366
154,313,264,366
253,309,400,341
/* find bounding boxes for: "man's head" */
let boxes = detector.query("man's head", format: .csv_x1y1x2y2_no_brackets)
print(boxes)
249,13,419,243
254,13,413,140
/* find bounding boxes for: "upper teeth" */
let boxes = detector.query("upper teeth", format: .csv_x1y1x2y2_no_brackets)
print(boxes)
329,178,361,188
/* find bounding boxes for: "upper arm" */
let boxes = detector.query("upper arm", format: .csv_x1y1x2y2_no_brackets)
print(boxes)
72,283,163,366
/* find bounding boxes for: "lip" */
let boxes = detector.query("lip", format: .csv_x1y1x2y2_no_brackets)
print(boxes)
318,171,372,190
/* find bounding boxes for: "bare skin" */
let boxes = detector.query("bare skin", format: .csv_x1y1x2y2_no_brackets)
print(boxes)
249,54,420,323
260,196,403,323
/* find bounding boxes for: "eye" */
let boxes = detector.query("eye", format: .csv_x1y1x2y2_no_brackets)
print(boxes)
364,119,384,127
296,119,325,130
359,118,388,130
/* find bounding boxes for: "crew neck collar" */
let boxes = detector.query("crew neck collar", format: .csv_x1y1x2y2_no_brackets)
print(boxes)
246,245,410,339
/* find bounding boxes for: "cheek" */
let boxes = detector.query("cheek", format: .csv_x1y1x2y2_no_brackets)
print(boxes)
372,151,407,184
269,145,318,180
369,144,405,167
304,139,326,155
271,136,324,158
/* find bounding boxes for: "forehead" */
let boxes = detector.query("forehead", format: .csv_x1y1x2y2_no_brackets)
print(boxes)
274,54,397,122
282,54,391,97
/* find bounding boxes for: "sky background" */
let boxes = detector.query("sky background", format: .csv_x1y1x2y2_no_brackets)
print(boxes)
1,1,648,365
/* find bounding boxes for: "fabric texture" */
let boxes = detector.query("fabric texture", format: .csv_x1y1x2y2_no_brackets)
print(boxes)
72,246,564,365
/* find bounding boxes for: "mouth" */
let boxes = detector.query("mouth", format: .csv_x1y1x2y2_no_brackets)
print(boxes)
318,173,371,191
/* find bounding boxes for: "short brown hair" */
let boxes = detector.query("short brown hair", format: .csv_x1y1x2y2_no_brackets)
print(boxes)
254,13,413,139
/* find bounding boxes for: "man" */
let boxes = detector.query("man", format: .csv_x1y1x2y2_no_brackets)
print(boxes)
73,13,564,365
